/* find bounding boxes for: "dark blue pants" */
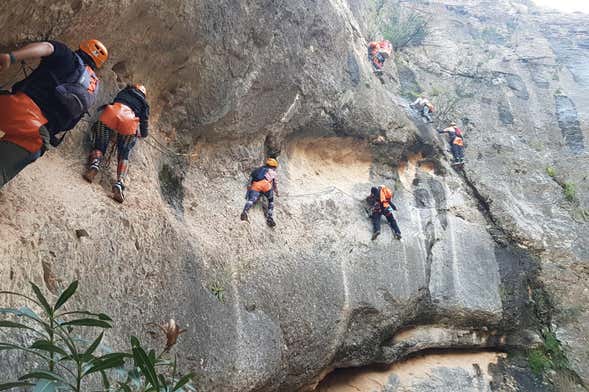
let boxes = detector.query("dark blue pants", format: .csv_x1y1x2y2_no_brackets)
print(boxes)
243,189,274,218
451,144,464,161
372,207,401,235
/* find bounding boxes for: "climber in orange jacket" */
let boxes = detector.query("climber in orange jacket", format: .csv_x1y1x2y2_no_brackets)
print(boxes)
0,39,108,188
241,158,279,227
83,84,150,203
368,40,393,74
438,122,465,164
366,185,402,240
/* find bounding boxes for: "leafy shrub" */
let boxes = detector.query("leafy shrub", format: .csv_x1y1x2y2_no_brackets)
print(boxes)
379,6,428,50
546,166,556,178
563,182,576,202
528,348,552,375
0,281,195,392
528,330,569,376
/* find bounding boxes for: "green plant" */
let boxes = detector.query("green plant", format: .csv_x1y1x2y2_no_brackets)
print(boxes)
209,283,225,303
378,6,428,50
563,182,576,202
528,329,570,376
546,166,556,178
0,281,195,391
528,348,552,375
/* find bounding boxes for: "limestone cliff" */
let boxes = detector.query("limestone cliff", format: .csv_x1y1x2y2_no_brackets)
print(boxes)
0,1,587,391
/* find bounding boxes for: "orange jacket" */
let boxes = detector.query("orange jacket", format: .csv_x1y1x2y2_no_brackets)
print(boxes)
0,92,48,153
380,186,393,208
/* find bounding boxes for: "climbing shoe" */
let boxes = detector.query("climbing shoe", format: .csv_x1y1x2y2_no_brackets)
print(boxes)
266,216,276,227
112,181,125,204
371,231,381,241
240,212,249,222
82,162,100,183
395,233,402,240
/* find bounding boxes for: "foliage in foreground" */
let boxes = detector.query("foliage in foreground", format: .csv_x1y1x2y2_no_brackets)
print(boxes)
0,281,195,391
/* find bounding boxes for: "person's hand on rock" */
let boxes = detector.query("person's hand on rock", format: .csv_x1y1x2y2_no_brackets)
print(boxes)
0,54,11,73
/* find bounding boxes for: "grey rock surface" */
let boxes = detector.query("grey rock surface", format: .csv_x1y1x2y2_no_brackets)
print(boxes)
0,0,587,391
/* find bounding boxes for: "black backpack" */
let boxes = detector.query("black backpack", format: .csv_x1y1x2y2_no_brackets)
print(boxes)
251,166,269,182
50,54,100,145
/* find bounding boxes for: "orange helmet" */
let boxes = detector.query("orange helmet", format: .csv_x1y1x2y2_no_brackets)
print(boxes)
266,158,278,168
79,39,108,68
134,84,147,96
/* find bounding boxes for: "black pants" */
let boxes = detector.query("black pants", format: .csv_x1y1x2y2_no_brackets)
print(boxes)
451,144,464,161
372,207,401,235
0,141,40,188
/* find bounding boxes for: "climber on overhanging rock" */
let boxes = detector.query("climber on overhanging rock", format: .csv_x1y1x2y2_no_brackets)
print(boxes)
410,94,434,123
83,84,149,203
241,158,279,227
367,39,393,75
0,40,108,188
438,121,465,165
366,185,402,241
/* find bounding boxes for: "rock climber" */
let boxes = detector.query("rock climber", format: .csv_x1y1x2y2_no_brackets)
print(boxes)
0,39,108,188
241,158,279,227
367,40,393,74
410,94,434,123
83,84,150,203
366,185,402,240
438,122,465,164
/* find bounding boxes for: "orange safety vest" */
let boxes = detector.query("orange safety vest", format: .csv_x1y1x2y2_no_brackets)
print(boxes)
0,92,48,153
250,179,273,193
99,103,140,136
379,186,393,208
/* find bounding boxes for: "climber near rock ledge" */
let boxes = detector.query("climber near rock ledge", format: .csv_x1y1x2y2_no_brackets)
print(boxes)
367,40,393,75
366,185,402,240
83,84,150,203
241,158,279,227
0,39,108,188
438,122,465,165
410,94,434,123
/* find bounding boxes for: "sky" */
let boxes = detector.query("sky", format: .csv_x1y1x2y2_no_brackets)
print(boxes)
532,0,589,13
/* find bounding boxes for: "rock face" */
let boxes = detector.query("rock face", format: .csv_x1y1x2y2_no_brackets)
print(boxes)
0,1,588,391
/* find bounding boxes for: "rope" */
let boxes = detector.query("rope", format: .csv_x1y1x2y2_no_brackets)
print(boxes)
143,137,198,158
281,185,365,202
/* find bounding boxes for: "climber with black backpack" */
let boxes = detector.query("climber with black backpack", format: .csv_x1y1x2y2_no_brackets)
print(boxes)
241,158,279,227
83,84,150,203
0,39,108,187
366,185,402,240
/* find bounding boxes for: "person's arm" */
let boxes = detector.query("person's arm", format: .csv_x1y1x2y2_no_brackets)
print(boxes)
273,178,279,197
139,105,149,138
0,42,55,72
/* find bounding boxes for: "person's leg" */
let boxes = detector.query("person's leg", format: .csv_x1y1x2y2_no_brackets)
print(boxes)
0,141,38,188
457,146,465,162
112,134,137,203
265,190,276,226
371,212,382,240
451,144,461,163
384,208,402,239
84,121,112,183
241,190,261,221
422,106,432,122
